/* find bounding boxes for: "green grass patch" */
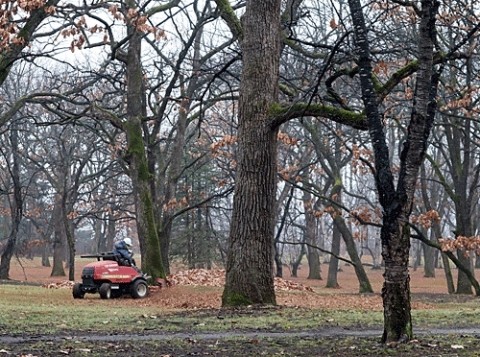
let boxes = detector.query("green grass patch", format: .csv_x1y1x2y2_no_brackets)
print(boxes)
1,284,480,336
3,284,480,356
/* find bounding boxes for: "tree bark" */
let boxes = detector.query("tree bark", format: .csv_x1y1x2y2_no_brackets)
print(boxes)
222,0,282,306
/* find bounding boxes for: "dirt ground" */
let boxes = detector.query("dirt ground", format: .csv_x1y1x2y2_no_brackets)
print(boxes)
7,256,454,310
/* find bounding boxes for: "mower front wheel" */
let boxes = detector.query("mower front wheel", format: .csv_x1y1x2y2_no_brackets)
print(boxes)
72,283,85,299
99,283,112,299
131,279,149,299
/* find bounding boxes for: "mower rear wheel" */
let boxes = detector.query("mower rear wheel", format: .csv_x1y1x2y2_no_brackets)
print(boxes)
99,283,112,299
72,283,85,299
131,279,149,299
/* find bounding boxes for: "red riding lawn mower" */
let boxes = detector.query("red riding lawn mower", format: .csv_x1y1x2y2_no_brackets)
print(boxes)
72,252,149,299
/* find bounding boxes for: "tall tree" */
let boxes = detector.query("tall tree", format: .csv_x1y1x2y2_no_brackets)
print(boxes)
346,0,439,343
221,0,282,305
218,0,368,306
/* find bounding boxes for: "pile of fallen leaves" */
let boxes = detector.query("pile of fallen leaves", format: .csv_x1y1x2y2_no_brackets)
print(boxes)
166,269,314,292
42,280,75,289
41,269,314,293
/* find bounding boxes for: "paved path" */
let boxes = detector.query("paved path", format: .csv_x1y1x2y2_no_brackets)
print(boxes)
2,327,479,344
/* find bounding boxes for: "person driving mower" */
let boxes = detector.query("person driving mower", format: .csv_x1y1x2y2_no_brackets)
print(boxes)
113,237,135,266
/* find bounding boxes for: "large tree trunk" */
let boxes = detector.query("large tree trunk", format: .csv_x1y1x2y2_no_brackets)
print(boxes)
222,0,282,306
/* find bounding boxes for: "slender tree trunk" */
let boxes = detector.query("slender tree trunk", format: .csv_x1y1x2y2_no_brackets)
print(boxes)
274,248,283,278
302,176,321,280
158,217,173,274
94,219,104,253
64,215,75,281
334,215,373,293
274,185,294,278
456,248,472,294
291,244,305,278
413,240,421,271
222,0,282,306
441,251,454,294
326,224,340,288
306,248,321,279
156,92,188,274
105,215,116,253
41,246,50,267
0,125,22,279
152,26,202,274
50,197,66,277
124,8,164,281
420,165,452,287
330,176,372,293
423,239,436,277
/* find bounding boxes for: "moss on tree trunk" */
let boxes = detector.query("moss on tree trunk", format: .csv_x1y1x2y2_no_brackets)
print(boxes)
123,13,165,280
125,120,165,281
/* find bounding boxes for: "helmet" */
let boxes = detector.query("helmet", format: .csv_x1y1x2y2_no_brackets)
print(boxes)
124,237,133,247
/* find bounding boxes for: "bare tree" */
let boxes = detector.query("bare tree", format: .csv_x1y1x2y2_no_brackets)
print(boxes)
346,0,440,342
0,120,23,279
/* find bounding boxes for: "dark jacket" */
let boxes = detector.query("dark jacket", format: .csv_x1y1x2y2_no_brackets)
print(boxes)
113,240,133,265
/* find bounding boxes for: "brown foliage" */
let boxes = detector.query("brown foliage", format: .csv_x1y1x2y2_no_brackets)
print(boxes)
439,235,480,255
